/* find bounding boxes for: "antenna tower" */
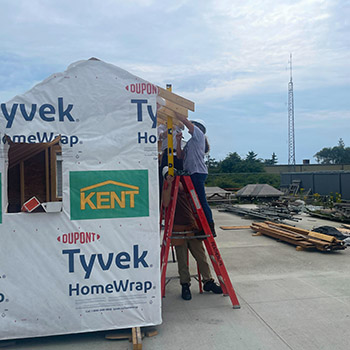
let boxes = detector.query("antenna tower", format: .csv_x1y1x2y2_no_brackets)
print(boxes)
288,53,295,165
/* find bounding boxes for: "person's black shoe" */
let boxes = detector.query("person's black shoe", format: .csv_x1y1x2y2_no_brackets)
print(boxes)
203,279,223,294
209,222,217,237
181,283,192,300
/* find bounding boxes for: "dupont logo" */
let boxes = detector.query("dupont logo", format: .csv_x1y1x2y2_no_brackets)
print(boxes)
70,170,149,221
57,232,100,245
125,83,158,95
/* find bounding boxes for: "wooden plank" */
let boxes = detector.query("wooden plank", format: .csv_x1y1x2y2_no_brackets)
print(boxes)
50,147,57,201
165,99,189,116
265,221,312,235
307,238,331,248
105,331,131,340
20,161,25,206
45,148,50,202
337,227,350,234
145,329,158,337
158,111,184,127
158,86,195,111
308,231,336,243
132,327,142,350
158,105,187,119
220,226,251,230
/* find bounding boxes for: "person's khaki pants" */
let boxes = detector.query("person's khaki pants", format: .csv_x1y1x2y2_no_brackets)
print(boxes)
175,239,212,285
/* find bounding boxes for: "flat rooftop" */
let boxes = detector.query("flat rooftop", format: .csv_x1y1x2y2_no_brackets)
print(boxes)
2,207,350,350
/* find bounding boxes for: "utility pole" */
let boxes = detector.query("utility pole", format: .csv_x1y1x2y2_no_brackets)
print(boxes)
288,53,296,166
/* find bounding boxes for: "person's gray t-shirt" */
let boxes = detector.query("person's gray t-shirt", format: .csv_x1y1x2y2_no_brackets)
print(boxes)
183,125,208,175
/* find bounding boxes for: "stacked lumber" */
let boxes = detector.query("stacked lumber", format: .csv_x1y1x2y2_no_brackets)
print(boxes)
250,221,346,252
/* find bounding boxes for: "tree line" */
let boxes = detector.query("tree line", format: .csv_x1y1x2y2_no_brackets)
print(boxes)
207,139,350,172
205,139,350,189
314,139,350,164
205,151,279,189
207,151,277,173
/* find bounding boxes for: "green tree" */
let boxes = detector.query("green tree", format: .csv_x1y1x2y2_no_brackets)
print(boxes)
217,151,264,173
219,152,243,173
264,152,278,165
241,151,264,172
206,156,219,172
314,139,350,164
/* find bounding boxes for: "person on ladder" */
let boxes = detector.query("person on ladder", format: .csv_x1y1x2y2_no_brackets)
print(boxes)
162,167,222,301
175,113,217,237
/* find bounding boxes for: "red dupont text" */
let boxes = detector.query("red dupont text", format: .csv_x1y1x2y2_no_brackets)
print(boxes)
57,232,100,244
125,83,158,94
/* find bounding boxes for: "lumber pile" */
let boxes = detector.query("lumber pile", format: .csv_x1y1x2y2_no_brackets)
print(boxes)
250,221,347,252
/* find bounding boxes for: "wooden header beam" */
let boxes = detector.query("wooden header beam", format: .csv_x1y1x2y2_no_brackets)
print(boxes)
157,86,195,112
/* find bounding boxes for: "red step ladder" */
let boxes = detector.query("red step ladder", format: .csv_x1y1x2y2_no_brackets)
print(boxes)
160,175,240,309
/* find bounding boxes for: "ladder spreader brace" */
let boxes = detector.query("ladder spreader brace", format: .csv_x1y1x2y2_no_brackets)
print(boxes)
160,175,240,309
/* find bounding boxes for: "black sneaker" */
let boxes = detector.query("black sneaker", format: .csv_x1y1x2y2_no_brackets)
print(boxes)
203,280,223,294
181,283,192,300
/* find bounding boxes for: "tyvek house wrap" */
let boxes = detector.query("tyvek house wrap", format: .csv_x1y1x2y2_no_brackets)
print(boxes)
0,59,161,340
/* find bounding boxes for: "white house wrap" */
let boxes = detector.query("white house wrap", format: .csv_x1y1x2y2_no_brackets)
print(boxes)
0,59,161,340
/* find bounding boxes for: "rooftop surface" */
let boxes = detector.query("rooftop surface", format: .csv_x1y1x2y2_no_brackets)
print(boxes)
2,206,350,350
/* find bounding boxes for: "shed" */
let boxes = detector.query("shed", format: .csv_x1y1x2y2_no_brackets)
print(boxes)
235,184,283,198
0,58,194,340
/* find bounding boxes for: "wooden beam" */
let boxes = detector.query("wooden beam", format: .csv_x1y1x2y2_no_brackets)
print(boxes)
45,148,50,202
308,231,336,243
132,327,142,350
157,111,184,127
158,86,195,111
50,147,57,201
164,99,189,116
161,105,188,119
220,226,251,230
20,161,25,205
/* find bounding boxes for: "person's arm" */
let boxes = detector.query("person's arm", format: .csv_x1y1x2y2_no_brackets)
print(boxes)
158,124,167,141
175,113,194,135
176,132,184,159
162,175,174,207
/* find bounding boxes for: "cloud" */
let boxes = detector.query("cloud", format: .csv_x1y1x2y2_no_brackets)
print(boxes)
0,0,349,163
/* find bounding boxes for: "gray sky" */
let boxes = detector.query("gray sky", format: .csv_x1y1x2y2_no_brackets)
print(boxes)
1,0,349,164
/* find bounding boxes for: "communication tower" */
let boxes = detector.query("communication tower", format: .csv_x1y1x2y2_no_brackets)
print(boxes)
288,53,295,165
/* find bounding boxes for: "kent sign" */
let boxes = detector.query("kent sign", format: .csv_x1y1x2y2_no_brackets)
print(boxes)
70,170,149,220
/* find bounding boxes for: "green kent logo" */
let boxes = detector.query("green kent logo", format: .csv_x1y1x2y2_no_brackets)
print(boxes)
70,170,149,220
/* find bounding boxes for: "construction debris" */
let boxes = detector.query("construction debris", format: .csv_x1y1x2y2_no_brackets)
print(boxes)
306,203,350,223
219,204,300,222
251,221,347,251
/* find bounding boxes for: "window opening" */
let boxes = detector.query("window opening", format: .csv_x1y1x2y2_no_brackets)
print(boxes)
7,136,62,213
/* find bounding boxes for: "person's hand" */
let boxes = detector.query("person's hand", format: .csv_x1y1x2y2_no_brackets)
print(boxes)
175,112,186,123
176,132,182,142
166,174,175,184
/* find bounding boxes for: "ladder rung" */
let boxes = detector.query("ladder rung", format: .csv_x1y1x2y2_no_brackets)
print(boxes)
171,235,210,239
